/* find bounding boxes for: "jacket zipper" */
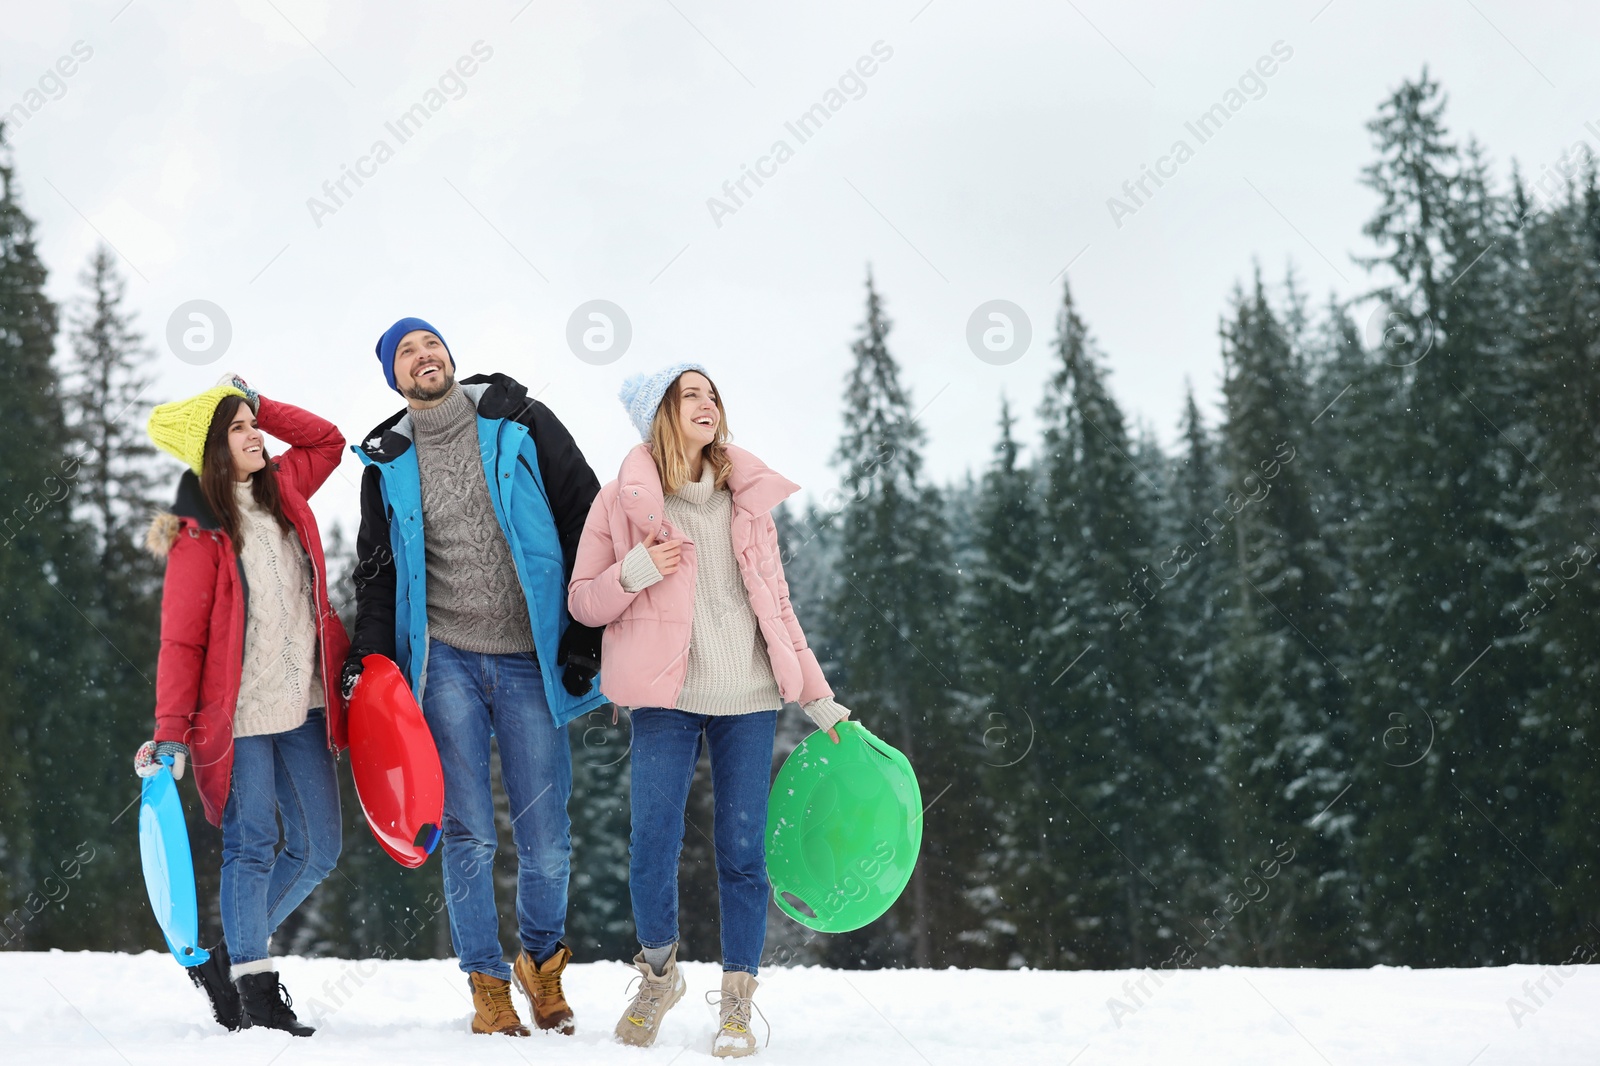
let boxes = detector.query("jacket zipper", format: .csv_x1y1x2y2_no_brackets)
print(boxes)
516,452,552,513
229,546,248,732
507,433,557,679
303,542,338,755
235,552,249,677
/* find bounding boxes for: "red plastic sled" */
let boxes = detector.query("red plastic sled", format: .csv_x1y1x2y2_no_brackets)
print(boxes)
348,654,445,868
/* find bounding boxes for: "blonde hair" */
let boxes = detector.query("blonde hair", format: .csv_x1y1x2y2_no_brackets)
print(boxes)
648,370,733,495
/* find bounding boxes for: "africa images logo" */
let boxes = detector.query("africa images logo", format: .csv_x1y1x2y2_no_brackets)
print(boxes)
305,41,494,228
1106,40,1294,229
706,40,895,228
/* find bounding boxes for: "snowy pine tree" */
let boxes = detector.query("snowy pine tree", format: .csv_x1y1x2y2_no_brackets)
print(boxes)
1030,279,1202,967
1513,155,1600,949
823,272,968,967
65,245,161,585
967,399,1049,966
1344,75,1550,962
0,124,108,949
1214,271,1354,963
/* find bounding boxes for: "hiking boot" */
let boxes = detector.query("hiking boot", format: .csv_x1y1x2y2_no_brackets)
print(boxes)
235,971,314,1037
710,971,766,1058
469,972,530,1036
186,941,243,1031
513,942,576,1034
613,944,685,1047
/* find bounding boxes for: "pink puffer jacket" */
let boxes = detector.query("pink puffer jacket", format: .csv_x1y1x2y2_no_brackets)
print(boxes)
568,443,833,710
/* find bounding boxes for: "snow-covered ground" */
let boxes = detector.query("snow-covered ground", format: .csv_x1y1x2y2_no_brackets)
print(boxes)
4,950,1598,1064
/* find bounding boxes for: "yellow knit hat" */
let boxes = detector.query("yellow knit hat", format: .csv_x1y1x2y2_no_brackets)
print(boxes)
147,385,248,475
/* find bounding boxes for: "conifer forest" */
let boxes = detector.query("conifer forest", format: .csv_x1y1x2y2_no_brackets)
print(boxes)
3,69,1598,975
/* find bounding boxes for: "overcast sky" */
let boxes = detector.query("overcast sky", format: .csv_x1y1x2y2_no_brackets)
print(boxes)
5,0,1596,536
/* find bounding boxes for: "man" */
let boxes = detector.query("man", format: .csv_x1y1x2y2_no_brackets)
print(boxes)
344,317,605,1036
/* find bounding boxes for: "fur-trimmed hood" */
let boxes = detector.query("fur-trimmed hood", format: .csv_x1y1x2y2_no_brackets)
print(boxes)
144,471,222,558
144,512,182,557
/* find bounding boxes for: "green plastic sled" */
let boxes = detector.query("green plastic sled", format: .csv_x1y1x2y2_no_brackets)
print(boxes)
765,720,923,933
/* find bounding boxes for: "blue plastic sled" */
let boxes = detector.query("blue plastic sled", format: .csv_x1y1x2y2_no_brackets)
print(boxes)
138,756,209,968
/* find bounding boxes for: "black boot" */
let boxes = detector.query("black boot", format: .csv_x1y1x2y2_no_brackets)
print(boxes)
235,971,316,1036
186,941,244,1031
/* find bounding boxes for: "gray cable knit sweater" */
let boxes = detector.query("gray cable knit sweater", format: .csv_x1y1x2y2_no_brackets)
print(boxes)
411,386,534,656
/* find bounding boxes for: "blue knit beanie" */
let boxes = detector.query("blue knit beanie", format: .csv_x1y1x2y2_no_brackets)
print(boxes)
619,362,712,440
375,317,452,392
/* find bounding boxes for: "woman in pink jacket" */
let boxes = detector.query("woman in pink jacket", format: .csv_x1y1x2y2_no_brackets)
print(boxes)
569,364,851,1058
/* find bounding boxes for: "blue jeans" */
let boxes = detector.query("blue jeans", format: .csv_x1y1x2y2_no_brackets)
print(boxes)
422,639,572,979
220,710,341,966
629,708,776,975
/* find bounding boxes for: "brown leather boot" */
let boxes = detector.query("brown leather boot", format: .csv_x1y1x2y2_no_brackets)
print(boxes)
513,942,576,1034
468,972,530,1036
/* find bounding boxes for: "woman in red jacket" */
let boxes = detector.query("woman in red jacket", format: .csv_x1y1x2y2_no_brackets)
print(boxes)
134,374,349,1037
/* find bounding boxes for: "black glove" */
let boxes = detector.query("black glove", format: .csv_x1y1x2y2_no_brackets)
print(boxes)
340,656,365,700
560,657,599,697
557,624,601,698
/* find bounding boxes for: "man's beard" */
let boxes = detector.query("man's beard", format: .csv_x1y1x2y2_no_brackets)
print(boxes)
402,365,455,403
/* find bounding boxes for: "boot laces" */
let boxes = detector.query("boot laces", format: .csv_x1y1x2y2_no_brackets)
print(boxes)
530,965,566,1001
623,972,672,1025
267,982,298,1025
705,988,770,1048
481,980,519,1026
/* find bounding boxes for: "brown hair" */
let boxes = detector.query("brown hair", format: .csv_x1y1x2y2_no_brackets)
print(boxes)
648,370,733,496
200,398,292,548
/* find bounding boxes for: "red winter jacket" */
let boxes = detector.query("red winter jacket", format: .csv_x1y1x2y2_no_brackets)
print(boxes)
146,397,351,826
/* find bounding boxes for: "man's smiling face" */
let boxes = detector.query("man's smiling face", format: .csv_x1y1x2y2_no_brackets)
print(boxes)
393,329,454,403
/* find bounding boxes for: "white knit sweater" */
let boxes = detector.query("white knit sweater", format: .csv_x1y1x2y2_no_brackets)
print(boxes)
621,464,848,728
232,482,321,738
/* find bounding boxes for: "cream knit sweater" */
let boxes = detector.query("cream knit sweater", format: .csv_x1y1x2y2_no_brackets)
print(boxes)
621,464,849,728
232,482,321,738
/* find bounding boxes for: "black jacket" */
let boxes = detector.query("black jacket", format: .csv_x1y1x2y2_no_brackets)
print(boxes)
346,373,603,686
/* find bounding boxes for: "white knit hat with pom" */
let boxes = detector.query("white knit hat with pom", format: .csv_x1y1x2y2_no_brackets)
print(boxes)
619,362,711,440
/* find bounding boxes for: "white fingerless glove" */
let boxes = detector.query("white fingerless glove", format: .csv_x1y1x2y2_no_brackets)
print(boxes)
802,697,851,731
216,371,259,413
620,542,664,593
